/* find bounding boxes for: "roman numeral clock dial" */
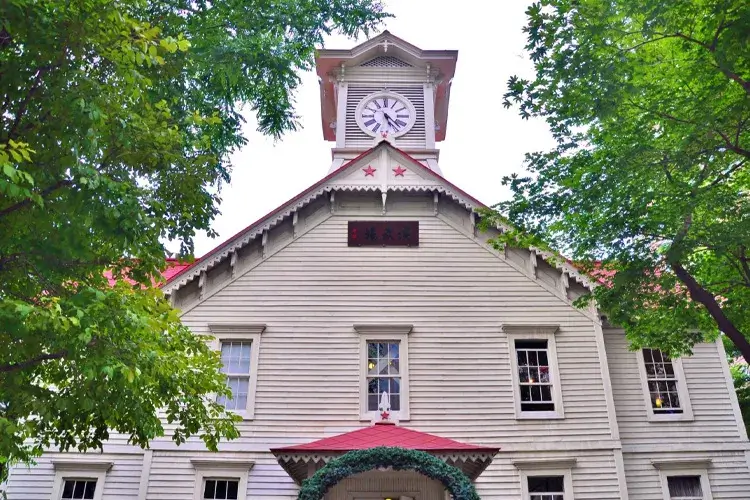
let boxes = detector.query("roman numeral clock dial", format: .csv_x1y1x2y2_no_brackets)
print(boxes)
355,91,416,139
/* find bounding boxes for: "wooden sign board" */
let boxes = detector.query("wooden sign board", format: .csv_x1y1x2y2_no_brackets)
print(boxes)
347,221,419,247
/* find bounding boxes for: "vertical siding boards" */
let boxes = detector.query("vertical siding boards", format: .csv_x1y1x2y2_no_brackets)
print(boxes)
623,452,750,500
603,328,742,445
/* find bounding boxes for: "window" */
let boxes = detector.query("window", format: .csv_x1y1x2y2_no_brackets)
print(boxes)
355,324,412,421
191,458,254,500
514,458,575,500
637,348,693,421
217,341,252,411
60,480,97,500
367,341,401,412
516,340,554,412
667,476,703,500
209,324,265,419
50,460,111,500
203,479,240,500
528,476,565,500
505,325,564,419
653,459,712,500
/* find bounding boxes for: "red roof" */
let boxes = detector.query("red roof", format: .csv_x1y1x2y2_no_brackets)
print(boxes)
271,422,498,453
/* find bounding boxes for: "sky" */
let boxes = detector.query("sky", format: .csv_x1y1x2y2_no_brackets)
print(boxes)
190,0,555,256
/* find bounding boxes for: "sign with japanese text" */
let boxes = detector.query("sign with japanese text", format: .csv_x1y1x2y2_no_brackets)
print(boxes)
347,221,419,247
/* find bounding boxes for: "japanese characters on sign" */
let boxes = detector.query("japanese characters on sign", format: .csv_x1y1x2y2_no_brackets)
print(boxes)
347,221,419,247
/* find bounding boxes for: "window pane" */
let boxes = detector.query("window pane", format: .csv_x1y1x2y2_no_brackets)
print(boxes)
389,358,399,375
668,476,702,497
389,342,399,359
226,480,239,500
204,480,216,499
73,481,86,499
83,481,96,500
368,378,378,394
390,378,400,394
368,394,379,411
528,475,564,492
390,394,400,411
215,479,227,499
62,481,75,499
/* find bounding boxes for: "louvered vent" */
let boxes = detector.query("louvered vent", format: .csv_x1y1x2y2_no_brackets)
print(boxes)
360,56,412,68
346,85,425,149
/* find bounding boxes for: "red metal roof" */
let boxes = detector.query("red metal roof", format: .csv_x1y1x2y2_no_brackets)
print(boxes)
271,422,498,453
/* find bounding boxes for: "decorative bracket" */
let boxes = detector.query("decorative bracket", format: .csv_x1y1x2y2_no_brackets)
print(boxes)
433,191,439,215
381,191,387,215
292,211,299,238
329,190,336,214
261,230,268,258
230,250,237,280
198,270,206,301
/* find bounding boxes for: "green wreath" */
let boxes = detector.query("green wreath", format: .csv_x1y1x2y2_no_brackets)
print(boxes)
297,446,481,500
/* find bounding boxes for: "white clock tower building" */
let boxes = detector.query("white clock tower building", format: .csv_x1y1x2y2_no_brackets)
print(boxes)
316,31,457,175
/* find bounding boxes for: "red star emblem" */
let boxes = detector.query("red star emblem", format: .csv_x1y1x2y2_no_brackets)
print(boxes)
380,410,390,420
393,166,407,177
363,166,376,177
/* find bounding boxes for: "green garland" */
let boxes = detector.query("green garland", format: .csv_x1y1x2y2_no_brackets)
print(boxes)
297,447,481,500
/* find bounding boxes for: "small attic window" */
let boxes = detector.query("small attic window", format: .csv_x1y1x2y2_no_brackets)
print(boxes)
361,56,412,68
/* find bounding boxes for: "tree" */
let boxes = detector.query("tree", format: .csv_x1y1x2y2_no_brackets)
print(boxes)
0,0,389,482
493,0,750,360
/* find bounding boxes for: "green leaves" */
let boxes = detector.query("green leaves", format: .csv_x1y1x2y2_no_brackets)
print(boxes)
0,0,389,483
496,0,750,359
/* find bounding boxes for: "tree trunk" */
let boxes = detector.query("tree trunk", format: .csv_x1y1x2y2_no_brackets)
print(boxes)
672,261,750,361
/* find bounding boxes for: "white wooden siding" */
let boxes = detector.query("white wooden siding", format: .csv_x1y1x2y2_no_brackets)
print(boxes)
6,453,143,500
603,328,744,445
478,450,620,499
623,451,750,499
8,201,750,499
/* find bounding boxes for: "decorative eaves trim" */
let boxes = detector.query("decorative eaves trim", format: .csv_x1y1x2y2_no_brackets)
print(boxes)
354,324,413,335
191,458,255,470
52,459,113,472
209,323,267,335
651,458,712,470
501,324,560,336
512,458,577,470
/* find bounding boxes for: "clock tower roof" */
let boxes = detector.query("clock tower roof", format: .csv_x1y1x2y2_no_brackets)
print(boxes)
315,31,458,142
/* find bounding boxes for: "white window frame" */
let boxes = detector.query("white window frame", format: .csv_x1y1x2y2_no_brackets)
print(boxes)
652,459,713,500
209,324,265,420
513,458,576,500
505,324,565,420
191,458,254,500
637,348,694,422
50,459,112,500
355,324,412,421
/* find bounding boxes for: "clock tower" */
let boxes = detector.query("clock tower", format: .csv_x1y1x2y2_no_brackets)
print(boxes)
315,32,458,175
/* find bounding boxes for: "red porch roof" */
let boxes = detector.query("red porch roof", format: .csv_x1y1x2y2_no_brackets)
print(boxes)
271,422,498,453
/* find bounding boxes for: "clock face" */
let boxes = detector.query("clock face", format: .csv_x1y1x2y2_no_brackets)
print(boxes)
355,92,416,138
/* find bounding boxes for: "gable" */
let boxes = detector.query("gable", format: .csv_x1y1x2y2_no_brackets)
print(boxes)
173,187,595,321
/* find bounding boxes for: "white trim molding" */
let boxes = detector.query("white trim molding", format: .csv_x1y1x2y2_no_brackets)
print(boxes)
51,460,112,500
209,324,265,420
636,348,694,422
506,326,565,420
652,459,713,500
515,458,576,500
354,324,413,335
191,458,254,500
359,330,411,421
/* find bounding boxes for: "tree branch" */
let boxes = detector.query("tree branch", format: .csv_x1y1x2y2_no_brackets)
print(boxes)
0,339,98,374
672,261,750,362
0,179,72,218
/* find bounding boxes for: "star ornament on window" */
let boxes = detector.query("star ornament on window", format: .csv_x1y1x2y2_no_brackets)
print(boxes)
378,390,391,420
